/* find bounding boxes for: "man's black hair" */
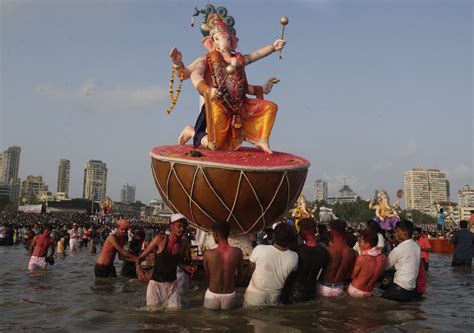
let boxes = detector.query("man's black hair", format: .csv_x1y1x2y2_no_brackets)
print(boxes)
395,220,414,238
459,220,468,229
274,222,295,248
212,220,230,239
367,220,382,234
329,219,346,235
359,230,378,248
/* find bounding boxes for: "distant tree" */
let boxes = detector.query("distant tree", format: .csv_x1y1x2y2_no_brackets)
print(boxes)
3,202,18,212
400,209,436,224
332,197,373,222
0,195,11,210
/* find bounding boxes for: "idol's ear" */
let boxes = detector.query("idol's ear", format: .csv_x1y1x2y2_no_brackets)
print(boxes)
202,36,215,51
230,35,239,50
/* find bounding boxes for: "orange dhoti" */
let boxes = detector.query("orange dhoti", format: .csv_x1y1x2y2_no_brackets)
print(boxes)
204,96,278,151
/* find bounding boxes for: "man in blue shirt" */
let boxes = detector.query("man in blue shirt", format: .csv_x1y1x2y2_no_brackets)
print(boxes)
450,220,473,267
436,208,446,231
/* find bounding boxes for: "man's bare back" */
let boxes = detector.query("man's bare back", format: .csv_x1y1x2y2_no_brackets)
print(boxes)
320,240,357,284
31,233,54,257
204,244,244,294
351,253,386,292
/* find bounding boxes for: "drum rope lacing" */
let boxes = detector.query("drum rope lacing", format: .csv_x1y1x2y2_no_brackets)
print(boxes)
153,160,300,234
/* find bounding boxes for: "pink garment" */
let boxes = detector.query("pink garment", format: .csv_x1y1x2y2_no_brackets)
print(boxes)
347,283,373,298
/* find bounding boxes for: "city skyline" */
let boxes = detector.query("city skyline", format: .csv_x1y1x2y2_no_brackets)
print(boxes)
5,145,472,208
1,1,472,204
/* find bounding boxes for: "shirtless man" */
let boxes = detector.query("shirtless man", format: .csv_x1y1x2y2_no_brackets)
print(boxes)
347,230,386,297
318,219,357,297
28,225,55,271
136,214,194,310
95,219,137,278
203,221,244,310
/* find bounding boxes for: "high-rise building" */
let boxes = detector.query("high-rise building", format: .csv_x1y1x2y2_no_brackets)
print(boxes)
404,168,448,216
83,160,107,201
57,159,70,197
458,184,474,221
0,146,21,202
314,179,328,202
120,184,136,204
21,175,48,204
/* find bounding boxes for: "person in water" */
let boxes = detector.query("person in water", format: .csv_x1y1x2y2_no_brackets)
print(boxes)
281,218,329,304
203,220,244,310
347,230,386,298
28,224,55,271
95,219,137,278
136,214,195,310
318,219,357,297
243,222,298,307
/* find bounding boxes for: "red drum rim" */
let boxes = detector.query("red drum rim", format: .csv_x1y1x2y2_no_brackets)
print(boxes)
150,145,310,172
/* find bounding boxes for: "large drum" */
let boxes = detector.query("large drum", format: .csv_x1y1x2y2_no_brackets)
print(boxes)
150,145,310,234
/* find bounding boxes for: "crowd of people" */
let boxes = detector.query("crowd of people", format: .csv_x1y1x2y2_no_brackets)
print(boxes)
2,210,473,311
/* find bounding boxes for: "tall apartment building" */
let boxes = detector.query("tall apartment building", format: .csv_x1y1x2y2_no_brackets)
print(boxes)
404,168,448,216
21,175,48,204
82,160,107,201
120,184,136,204
0,146,21,202
314,179,328,202
57,159,70,197
458,184,474,220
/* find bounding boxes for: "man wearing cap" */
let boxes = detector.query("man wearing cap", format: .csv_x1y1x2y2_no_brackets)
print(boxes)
136,213,195,310
95,219,138,278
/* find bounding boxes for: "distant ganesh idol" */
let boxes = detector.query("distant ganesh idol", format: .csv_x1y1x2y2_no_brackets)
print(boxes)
167,5,286,154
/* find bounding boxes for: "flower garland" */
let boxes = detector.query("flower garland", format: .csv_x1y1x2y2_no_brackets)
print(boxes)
166,67,185,114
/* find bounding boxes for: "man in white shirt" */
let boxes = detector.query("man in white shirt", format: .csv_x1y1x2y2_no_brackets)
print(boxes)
243,222,298,307
68,223,81,252
382,220,420,302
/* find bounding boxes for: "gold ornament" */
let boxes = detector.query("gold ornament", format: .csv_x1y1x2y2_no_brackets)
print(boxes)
166,66,184,114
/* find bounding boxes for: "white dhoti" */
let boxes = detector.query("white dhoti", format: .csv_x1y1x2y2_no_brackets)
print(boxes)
203,289,238,310
146,279,181,310
28,256,47,271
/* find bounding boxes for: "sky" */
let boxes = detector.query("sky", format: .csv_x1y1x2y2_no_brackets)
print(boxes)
1,0,472,206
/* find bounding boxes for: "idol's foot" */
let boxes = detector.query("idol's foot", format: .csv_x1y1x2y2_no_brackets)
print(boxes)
178,125,195,145
255,141,273,154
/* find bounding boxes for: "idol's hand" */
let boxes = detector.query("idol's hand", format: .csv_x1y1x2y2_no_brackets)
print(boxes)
263,77,280,95
169,47,183,66
273,39,286,52
210,87,223,100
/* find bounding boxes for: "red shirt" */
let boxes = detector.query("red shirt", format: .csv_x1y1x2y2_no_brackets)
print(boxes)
417,236,431,262
416,261,426,295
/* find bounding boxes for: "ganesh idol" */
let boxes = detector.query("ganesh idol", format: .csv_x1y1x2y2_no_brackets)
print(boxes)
168,6,285,154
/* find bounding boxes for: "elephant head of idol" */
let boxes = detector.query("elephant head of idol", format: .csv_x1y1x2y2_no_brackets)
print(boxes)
201,14,239,53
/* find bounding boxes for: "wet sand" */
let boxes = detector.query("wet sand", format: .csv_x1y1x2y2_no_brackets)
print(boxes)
0,246,472,332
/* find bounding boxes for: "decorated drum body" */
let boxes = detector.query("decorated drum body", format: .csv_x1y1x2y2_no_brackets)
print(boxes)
151,145,310,235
